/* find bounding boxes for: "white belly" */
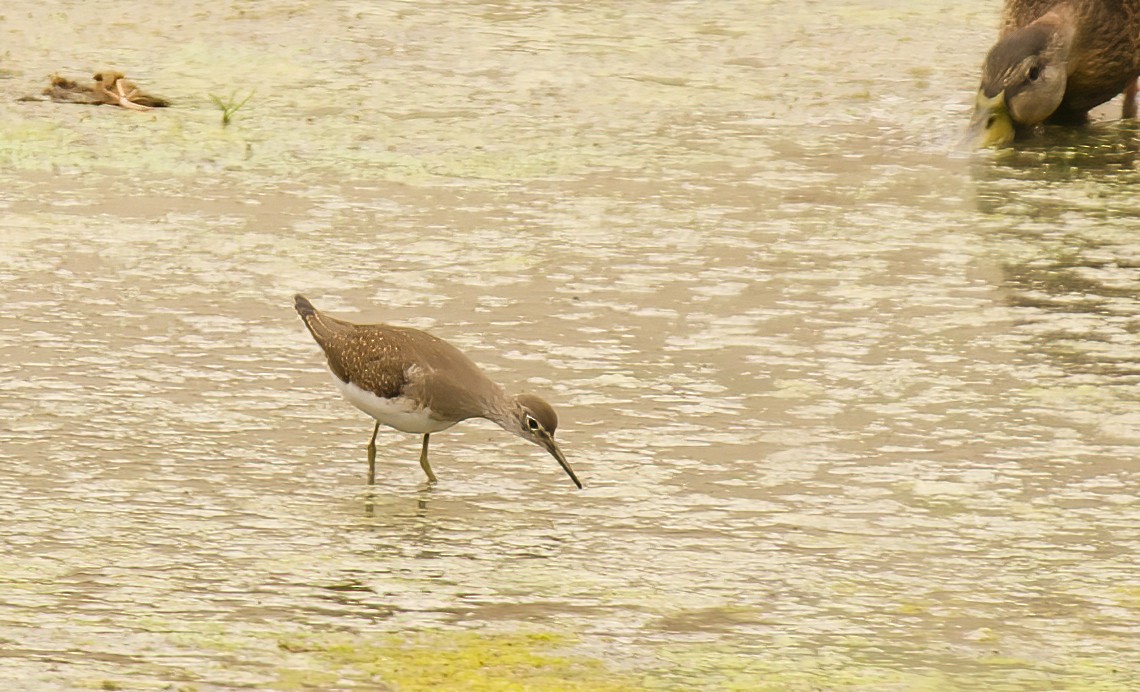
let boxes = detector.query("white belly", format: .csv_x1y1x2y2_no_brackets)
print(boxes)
334,374,456,434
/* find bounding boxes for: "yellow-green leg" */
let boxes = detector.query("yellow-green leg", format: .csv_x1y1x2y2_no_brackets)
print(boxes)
419,433,437,483
366,421,380,485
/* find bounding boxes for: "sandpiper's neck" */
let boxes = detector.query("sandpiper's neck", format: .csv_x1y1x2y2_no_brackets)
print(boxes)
481,390,519,433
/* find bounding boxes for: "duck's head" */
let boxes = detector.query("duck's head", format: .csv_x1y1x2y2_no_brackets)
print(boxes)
965,13,1075,148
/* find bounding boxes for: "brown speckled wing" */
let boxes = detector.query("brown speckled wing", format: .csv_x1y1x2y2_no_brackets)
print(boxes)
319,325,411,400
367,326,501,423
299,304,501,423
295,303,404,395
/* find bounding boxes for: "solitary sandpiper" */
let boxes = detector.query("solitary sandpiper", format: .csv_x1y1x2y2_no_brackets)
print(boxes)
294,295,582,489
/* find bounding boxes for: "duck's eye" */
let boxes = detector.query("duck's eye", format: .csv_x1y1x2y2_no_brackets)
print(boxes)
525,416,540,432
1028,66,1041,82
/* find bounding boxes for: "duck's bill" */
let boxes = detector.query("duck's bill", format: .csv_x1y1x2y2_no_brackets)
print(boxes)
540,434,583,489
962,89,1016,149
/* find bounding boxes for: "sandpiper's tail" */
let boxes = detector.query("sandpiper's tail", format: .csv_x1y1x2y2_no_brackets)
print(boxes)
294,293,317,319
294,294,348,345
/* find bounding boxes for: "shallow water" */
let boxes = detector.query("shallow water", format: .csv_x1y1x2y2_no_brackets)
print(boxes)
1,1,1138,689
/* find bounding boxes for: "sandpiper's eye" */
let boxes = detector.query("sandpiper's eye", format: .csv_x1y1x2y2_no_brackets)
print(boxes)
525,415,540,432
1028,65,1041,82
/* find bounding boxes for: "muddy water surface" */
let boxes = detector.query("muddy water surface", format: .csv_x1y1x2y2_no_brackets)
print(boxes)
1,1,1138,689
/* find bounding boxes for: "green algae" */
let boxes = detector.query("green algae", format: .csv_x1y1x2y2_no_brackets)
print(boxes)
273,630,635,691
61,616,1140,692
648,646,1139,692
0,120,85,170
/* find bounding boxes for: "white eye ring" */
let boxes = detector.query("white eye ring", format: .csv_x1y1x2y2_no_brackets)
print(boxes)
525,416,540,431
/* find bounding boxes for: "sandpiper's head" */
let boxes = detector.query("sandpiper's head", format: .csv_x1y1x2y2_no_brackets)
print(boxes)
510,393,582,489
965,15,1073,148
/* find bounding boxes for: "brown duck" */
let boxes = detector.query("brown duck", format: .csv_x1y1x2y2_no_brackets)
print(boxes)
966,1,1140,147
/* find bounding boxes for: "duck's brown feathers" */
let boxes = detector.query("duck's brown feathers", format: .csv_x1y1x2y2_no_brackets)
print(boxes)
1000,0,1140,119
